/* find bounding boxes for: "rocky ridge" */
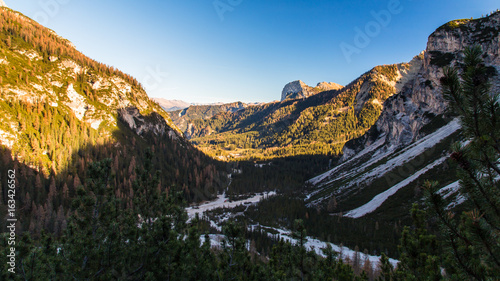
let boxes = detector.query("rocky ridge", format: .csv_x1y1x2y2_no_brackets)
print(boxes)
342,12,500,160
169,101,247,137
307,12,500,215
281,80,343,101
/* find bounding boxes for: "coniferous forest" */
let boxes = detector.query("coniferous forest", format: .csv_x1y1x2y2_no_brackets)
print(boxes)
0,3,499,280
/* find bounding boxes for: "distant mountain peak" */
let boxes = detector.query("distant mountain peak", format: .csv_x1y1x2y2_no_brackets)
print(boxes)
281,80,343,101
316,82,343,91
153,98,191,112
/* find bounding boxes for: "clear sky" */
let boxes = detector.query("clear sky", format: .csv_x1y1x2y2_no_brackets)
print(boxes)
5,0,499,104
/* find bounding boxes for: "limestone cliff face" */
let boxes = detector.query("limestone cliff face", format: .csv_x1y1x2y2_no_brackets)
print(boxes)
281,80,343,101
341,12,500,160
281,80,314,101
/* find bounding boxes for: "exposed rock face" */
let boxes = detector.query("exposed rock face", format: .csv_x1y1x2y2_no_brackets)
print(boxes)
342,12,500,160
281,80,343,101
281,80,313,101
0,1,7,8
65,84,87,121
316,82,343,92
118,107,170,136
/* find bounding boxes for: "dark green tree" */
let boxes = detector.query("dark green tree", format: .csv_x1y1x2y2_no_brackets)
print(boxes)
269,239,295,279
217,220,257,280
425,46,500,280
59,158,127,280
377,252,394,281
292,219,308,280
394,204,442,280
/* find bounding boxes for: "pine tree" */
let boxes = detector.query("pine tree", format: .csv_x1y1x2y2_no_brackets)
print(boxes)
59,158,126,279
292,219,308,280
377,253,394,281
125,148,190,280
425,46,500,279
394,204,441,280
217,220,253,280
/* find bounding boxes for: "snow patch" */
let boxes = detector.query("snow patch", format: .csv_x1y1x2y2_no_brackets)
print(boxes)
447,195,467,210
186,191,276,219
438,181,460,199
308,136,386,185
253,225,399,268
344,156,448,218
306,119,461,207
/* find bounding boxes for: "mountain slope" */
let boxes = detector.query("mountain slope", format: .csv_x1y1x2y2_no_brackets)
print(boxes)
214,12,500,258
305,12,500,219
169,101,247,136
0,6,226,235
188,58,423,160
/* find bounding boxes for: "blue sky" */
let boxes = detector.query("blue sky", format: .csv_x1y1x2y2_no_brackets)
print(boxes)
6,0,499,103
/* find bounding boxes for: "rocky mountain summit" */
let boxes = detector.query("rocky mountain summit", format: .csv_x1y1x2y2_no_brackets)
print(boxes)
281,80,342,101
316,81,343,92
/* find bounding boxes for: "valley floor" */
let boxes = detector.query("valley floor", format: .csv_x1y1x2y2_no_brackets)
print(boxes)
186,192,399,268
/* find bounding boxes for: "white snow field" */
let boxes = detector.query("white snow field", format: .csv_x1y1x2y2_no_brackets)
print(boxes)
186,192,399,269
306,119,461,208
250,225,399,268
186,191,276,219
344,156,448,218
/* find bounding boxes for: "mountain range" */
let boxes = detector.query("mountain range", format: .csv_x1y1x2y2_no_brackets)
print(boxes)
307,12,500,213
159,12,500,253
0,1,499,269
153,98,191,112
